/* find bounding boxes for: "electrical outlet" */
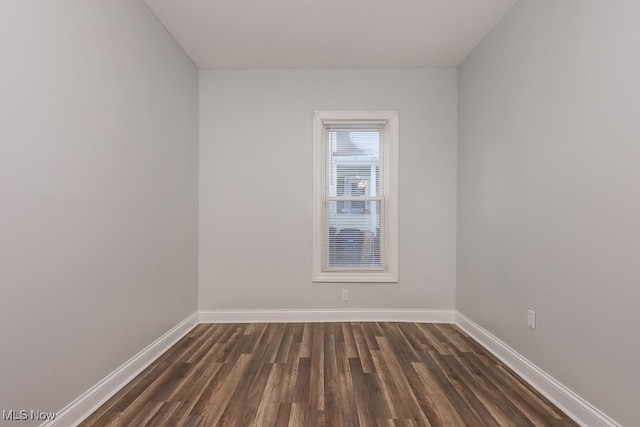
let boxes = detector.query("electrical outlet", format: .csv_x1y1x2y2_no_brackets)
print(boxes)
342,289,349,302
527,308,536,330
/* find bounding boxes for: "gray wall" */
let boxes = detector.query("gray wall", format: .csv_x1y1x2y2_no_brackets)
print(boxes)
457,1,640,425
199,69,457,310
0,1,199,423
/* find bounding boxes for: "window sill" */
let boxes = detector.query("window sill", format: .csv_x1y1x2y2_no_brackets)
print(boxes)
313,271,398,283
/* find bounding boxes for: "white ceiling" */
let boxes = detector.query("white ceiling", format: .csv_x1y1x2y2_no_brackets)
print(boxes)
144,0,518,69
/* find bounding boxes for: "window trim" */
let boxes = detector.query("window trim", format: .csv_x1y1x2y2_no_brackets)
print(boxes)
312,111,398,283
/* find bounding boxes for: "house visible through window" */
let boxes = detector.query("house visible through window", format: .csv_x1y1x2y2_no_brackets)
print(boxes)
313,111,398,283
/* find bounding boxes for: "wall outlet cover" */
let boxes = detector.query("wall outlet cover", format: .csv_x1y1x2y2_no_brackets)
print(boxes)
527,308,536,330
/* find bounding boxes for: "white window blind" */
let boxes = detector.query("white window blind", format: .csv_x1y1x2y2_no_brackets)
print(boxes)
313,111,398,283
323,125,385,270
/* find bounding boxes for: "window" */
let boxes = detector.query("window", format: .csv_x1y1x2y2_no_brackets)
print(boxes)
313,111,398,282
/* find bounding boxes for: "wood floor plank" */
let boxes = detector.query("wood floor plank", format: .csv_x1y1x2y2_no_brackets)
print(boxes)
275,402,292,427
308,323,325,411
341,322,359,358
263,323,286,364
352,323,375,373
253,363,285,426
348,357,379,427
299,323,313,358
369,345,409,420
229,361,272,426
275,331,294,364
279,342,300,403
81,322,579,427
450,348,534,426
334,339,358,426
360,322,381,351
433,324,474,354
122,401,163,426
436,354,501,427
143,402,183,427
412,361,467,427
419,348,485,425
192,353,251,424
454,340,556,425
374,336,430,425
420,324,455,355
322,327,339,426
288,402,306,426
227,342,267,402
293,357,311,404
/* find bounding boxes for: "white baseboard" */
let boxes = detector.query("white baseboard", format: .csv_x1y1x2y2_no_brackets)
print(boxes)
199,309,456,324
42,312,199,427
455,312,621,427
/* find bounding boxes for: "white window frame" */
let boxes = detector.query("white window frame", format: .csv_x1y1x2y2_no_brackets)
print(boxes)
313,111,398,283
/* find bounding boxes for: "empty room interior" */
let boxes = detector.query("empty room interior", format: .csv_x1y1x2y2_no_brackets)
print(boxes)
1,1,638,426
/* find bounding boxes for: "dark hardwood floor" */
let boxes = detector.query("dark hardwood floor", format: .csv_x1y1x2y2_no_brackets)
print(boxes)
80,322,578,426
